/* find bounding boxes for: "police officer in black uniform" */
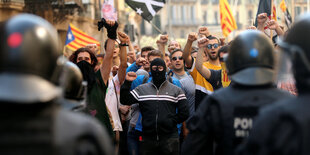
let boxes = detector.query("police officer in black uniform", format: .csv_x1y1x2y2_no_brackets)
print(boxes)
0,14,113,155
181,30,292,155
237,14,310,155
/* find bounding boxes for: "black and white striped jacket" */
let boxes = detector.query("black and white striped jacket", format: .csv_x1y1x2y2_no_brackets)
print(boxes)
120,79,189,140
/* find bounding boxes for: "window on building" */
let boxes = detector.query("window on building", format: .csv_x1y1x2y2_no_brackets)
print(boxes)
182,5,186,23
201,0,209,4
248,10,253,21
180,30,185,38
191,6,196,23
214,11,218,25
212,0,219,4
204,11,208,25
236,11,239,24
295,6,301,18
140,20,145,35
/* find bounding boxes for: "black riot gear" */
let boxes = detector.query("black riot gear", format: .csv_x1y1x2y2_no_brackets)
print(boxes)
281,14,310,93
237,14,310,155
0,14,114,155
181,30,292,155
226,30,275,86
0,13,61,103
59,61,87,111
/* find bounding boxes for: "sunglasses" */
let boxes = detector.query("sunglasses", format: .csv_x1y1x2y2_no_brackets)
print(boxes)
207,43,219,49
172,56,183,61
115,44,119,48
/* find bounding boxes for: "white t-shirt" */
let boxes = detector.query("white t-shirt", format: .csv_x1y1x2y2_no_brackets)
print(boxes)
105,75,123,131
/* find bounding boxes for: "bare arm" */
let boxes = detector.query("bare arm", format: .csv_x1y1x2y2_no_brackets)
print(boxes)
183,32,198,68
101,38,115,85
196,38,212,80
157,34,168,59
118,32,129,84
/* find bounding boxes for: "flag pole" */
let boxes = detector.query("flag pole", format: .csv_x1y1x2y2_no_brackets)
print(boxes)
148,21,163,34
270,0,274,40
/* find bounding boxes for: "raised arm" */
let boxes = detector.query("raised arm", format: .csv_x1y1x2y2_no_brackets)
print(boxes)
183,32,198,68
157,34,168,58
196,38,212,80
266,19,284,37
256,13,268,33
120,72,138,105
100,20,118,85
117,32,129,84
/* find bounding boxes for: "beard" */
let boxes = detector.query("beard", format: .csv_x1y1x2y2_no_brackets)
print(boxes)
207,51,219,61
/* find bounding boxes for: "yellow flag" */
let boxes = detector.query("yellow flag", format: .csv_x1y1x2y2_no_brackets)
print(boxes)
220,0,238,37
280,0,287,12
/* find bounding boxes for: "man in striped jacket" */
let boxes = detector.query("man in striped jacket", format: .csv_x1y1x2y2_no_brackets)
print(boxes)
120,58,189,155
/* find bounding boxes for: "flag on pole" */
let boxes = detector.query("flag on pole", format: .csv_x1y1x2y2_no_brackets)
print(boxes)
219,0,238,37
125,0,165,22
280,0,292,28
65,24,100,51
101,0,117,21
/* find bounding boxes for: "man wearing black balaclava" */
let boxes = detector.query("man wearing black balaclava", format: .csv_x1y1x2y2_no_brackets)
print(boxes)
120,58,189,155
150,58,167,88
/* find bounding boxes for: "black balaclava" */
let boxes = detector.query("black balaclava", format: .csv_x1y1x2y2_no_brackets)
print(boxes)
77,60,96,91
151,58,167,88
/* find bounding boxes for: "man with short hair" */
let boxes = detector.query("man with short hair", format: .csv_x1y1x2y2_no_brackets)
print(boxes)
183,31,221,110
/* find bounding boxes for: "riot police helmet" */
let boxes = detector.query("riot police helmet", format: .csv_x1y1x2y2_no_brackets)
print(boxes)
226,30,275,86
0,14,61,103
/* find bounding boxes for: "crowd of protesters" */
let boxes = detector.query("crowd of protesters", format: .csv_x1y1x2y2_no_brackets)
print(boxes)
1,11,310,155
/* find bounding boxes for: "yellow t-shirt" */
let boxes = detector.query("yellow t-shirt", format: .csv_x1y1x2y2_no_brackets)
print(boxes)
189,59,222,105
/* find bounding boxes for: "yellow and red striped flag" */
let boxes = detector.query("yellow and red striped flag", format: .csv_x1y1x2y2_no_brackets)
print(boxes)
219,0,238,37
65,23,100,51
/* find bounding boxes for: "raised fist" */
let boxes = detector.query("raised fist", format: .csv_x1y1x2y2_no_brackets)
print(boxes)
198,27,210,37
257,13,268,25
126,72,137,82
187,32,198,42
197,38,209,48
118,32,130,44
266,20,278,30
136,57,147,66
157,35,169,45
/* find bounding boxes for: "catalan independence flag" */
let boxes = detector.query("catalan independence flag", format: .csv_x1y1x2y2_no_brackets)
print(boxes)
65,24,100,51
219,0,237,37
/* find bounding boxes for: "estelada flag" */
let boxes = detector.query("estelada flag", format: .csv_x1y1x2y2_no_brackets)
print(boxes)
219,0,238,37
125,0,165,22
65,24,100,51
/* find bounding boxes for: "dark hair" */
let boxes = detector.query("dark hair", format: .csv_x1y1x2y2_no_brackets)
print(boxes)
69,48,98,68
170,48,183,59
147,50,163,59
207,35,220,44
104,39,120,50
141,46,155,55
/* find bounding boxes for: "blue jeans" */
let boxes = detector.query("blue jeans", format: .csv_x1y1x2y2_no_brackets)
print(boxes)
127,126,141,155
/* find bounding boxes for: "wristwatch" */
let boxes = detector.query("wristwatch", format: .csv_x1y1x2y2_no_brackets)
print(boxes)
119,43,129,46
